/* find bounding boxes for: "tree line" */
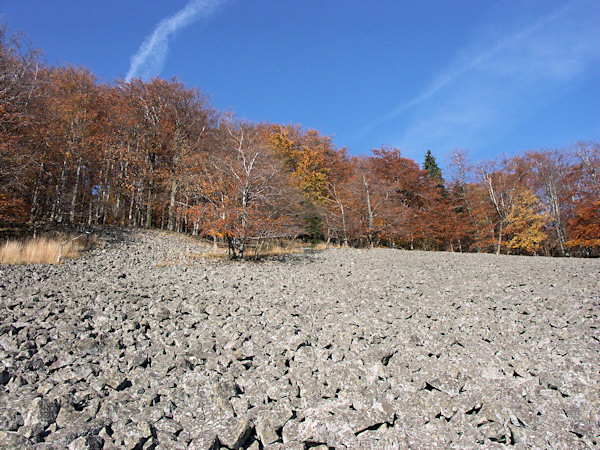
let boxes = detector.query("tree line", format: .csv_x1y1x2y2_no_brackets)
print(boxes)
1,25,599,257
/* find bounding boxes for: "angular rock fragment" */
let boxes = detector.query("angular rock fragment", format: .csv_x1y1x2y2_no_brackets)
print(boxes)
67,435,104,450
23,397,59,438
0,430,34,449
217,417,253,449
255,417,279,446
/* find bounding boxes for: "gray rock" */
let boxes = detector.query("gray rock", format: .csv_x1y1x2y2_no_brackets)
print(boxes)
187,430,219,450
0,229,598,448
217,417,253,449
0,430,34,449
0,409,24,431
23,398,59,438
66,435,104,450
255,417,279,446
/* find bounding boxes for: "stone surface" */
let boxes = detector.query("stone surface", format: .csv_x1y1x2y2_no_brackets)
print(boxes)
0,228,599,448
0,430,33,449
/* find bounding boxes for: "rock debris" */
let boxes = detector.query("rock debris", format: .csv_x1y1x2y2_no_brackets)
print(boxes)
0,229,599,448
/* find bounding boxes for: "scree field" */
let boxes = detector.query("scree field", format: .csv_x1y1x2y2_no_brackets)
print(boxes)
0,229,599,448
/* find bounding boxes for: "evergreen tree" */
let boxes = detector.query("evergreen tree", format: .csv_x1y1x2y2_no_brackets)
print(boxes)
423,150,442,179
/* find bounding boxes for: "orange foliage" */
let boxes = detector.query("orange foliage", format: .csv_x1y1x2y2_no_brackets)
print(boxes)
566,199,600,249
1,22,599,257
504,190,549,254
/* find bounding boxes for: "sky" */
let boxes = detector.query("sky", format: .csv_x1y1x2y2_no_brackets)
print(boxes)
2,0,599,166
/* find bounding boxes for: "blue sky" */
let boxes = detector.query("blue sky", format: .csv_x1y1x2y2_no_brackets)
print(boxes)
2,0,599,165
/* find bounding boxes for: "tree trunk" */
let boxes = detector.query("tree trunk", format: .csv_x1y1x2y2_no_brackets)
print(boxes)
134,184,144,227
340,201,348,247
362,175,375,248
496,220,503,254
29,162,44,223
145,153,156,229
51,160,67,223
115,161,127,226
128,186,135,227
168,178,177,231
101,185,110,225
69,160,82,223
87,199,93,226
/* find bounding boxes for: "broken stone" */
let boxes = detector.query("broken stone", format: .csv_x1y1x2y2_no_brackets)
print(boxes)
217,417,253,449
0,430,33,449
256,417,279,446
23,397,59,438
67,435,104,450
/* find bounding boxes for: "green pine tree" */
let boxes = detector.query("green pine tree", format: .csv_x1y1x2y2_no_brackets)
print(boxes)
423,150,442,179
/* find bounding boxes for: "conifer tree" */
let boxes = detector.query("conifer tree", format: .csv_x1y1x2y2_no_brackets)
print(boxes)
423,150,442,179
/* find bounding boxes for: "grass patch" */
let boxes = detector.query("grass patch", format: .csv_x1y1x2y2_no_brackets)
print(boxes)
187,250,229,260
310,242,346,251
0,232,100,265
0,234,87,264
254,244,305,258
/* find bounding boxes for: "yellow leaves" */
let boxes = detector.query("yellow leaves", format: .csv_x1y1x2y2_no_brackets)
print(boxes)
268,125,331,203
505,190,549,254
269,126,296,158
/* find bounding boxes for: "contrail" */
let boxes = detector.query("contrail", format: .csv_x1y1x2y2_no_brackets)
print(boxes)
125,0,225,81
351,2,575,143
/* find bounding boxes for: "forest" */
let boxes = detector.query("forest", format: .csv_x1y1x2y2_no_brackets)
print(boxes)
1,25,599,257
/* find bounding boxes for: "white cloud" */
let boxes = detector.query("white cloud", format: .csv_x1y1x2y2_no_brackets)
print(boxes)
125,0,225,81
358,1,600,158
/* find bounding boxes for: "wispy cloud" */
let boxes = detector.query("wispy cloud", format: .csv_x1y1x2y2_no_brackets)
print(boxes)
125,0,225,81
357,1,600,158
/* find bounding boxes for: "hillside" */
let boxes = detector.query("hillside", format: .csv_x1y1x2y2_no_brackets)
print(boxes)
0,229,599,448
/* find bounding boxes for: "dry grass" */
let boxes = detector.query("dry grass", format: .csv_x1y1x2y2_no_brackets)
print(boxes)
159,239,350,264
310,242,346,251
190,250,229,260
0,235,84,264
255,244,305,258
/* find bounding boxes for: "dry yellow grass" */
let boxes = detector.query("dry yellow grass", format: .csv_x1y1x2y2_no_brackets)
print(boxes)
255,244,305,258
310,242,346,251
191,250,229,260
0,236,83,264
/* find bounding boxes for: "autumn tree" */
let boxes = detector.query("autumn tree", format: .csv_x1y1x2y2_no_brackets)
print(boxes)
40,67,101,223
0,24,41,221
566,199,600,255
504,190,549,255
445,149,491,251
573,141,600,197
526,150,574,256
478,157,528,253
350,148,421,247
318,148,356,246
268,125,338,238
565,142,600,255
195,120,303,258
2,22,599,258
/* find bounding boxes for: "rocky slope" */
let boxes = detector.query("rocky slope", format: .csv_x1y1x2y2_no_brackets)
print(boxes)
0,229,599,449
